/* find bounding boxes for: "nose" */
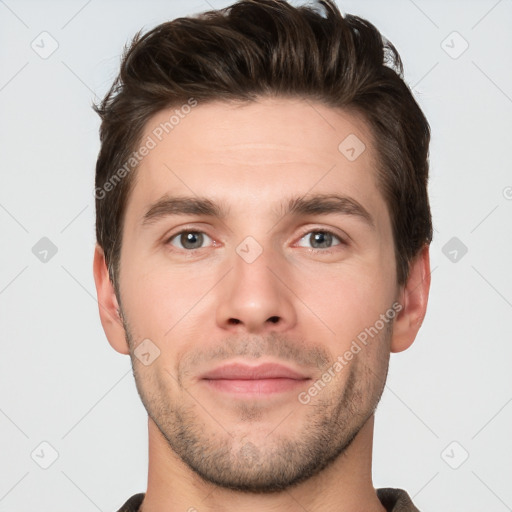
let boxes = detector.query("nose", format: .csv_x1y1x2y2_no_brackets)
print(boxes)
215,244,297,334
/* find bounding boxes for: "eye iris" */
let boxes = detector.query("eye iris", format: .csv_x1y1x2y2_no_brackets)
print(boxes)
181,232,203,249
310,231,332,248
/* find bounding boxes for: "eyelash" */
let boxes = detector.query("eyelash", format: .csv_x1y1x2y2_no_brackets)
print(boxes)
165,227,347,253
296,228,347,253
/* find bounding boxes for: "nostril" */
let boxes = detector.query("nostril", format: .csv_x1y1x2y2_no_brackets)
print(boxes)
268,316,280,324
228,318,241,325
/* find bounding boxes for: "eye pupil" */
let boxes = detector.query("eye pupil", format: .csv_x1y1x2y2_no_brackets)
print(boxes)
310,231,332,248
181,232,203,249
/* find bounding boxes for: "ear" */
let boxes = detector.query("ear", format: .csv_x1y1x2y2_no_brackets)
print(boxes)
92,244,130,355
391,244,431,353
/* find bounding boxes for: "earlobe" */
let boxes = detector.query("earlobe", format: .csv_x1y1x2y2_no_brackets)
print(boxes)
390,244,431,353
92,244,130,355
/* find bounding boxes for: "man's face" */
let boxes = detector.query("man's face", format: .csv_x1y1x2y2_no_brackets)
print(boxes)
116,97,399,492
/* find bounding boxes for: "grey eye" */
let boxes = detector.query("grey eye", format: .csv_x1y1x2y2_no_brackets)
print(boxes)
170,231,212,250
297,231,342,249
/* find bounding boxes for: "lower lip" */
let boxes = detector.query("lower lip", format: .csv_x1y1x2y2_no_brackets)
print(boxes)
203,378,309,395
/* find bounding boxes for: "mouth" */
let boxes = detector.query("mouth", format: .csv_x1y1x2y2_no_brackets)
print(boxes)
200,362,311,396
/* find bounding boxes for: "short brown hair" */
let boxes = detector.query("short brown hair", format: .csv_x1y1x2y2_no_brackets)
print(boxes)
94,0,432,291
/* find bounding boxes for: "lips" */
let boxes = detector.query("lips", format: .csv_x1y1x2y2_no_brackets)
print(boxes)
200,362,311,395
200,362,309,381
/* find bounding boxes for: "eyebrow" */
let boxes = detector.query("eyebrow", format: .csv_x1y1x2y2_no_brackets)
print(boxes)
142,196,226,226
285,194,374,228
141,193,374,229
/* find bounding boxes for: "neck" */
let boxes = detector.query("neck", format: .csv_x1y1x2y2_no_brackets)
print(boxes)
140,414,385,512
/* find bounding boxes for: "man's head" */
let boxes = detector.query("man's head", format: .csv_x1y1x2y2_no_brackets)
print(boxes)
93,0,431,495
94,0,432,294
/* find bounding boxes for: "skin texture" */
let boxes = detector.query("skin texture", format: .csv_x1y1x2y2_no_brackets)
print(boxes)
93,97,430,512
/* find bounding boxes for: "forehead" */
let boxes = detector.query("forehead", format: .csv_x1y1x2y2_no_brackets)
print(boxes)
141,97,374,163
124,97,388,226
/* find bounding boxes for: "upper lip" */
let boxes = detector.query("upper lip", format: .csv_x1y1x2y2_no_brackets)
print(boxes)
201,362,310,380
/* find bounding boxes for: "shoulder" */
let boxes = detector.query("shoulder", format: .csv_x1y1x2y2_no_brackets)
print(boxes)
115,492,145,512
377,487,420,512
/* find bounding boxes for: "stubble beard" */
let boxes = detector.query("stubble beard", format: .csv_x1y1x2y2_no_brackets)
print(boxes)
122,314,391,494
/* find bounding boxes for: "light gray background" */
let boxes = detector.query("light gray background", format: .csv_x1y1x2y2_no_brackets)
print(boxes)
1,0,511,511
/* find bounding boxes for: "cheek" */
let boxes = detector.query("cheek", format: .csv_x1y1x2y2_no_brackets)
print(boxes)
119,259,198,339
292,261,395,343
